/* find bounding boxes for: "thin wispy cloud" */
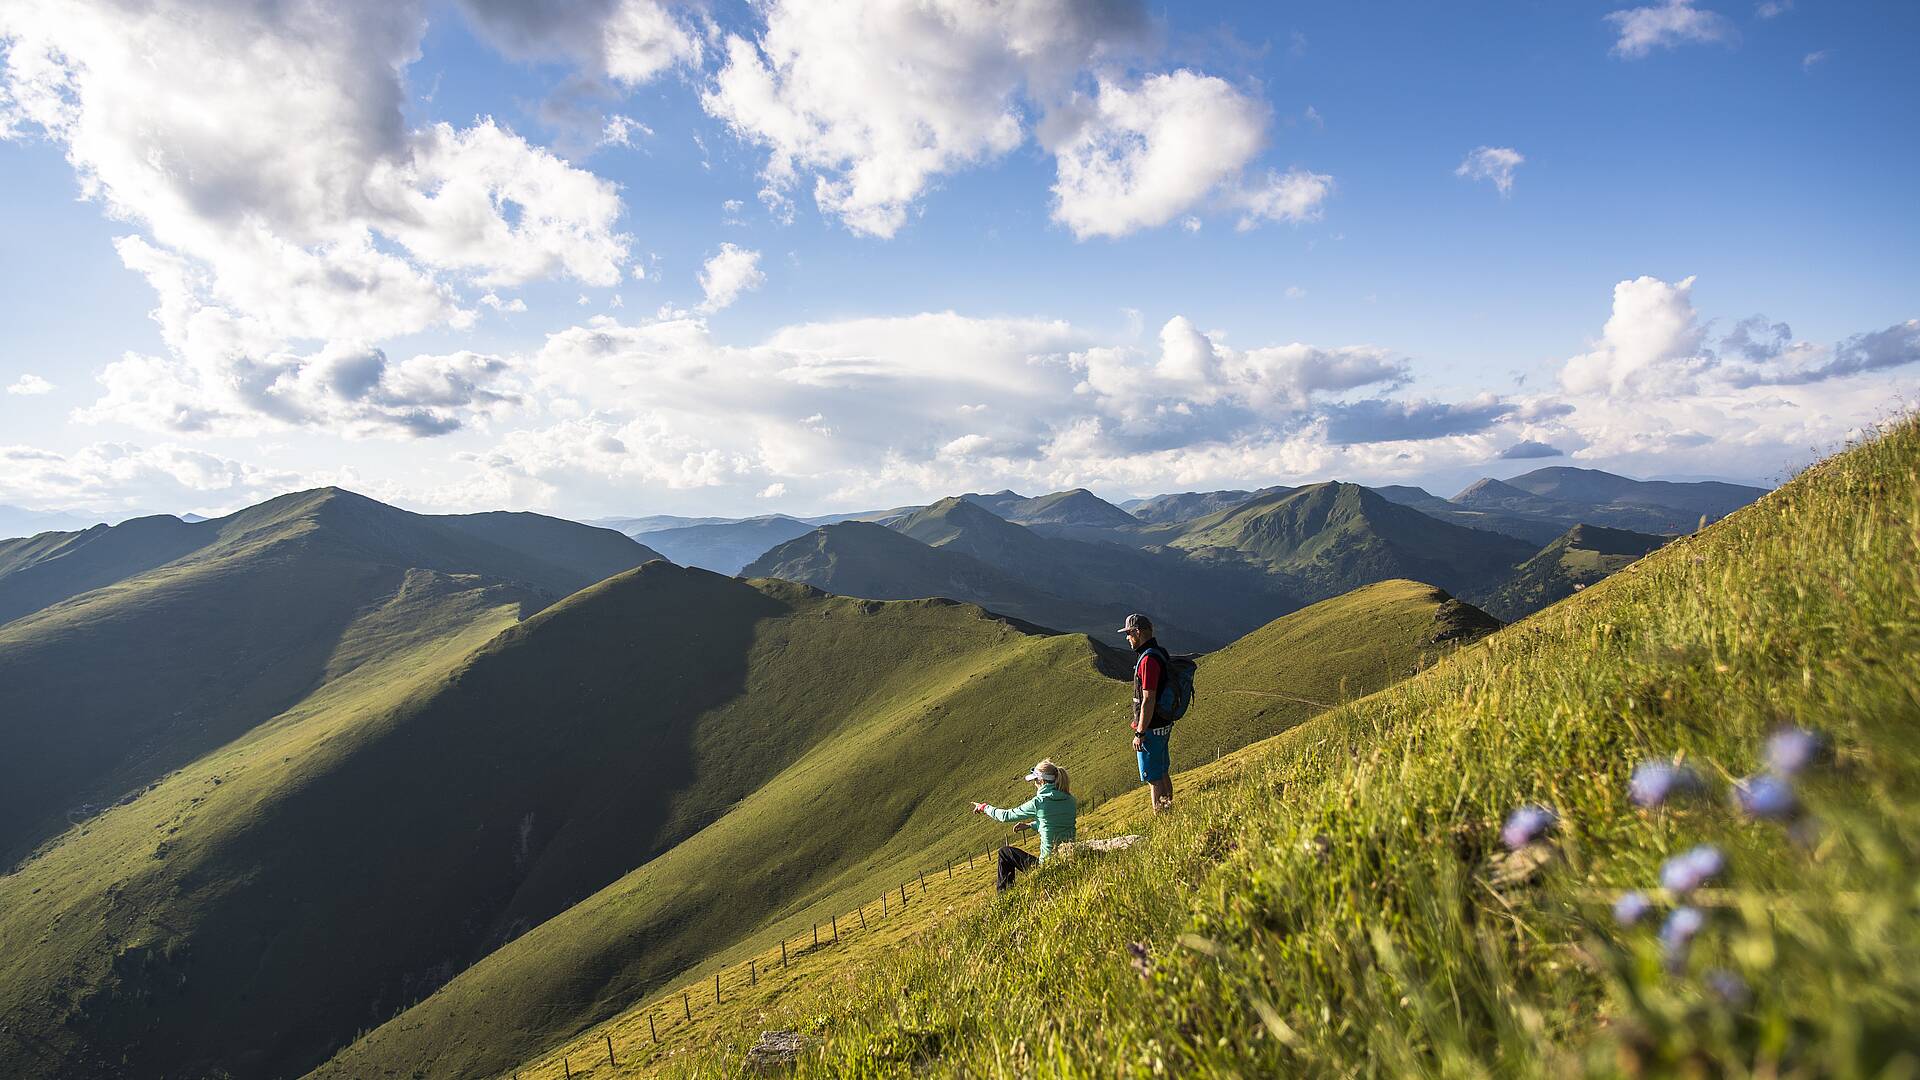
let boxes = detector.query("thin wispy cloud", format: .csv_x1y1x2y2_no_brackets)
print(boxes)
1456,147,1526,196
1606,0,1737,58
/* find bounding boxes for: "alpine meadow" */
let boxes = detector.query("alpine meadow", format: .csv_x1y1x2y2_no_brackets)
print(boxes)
3,1,1917,1078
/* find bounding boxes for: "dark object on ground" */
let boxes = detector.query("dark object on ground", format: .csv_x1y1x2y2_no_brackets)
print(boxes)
997,845,1039,891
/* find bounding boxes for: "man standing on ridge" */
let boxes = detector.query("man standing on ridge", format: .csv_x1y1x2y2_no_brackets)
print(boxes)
1123,613,1175,812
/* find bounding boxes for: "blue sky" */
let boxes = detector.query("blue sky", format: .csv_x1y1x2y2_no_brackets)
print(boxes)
2,0,1916,523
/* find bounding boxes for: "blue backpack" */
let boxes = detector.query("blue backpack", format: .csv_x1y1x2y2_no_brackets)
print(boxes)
1141,645,1198,724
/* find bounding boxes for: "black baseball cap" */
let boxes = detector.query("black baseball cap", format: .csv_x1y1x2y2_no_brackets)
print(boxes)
1116,613,1152,634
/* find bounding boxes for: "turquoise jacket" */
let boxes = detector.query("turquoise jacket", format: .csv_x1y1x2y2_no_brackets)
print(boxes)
985,783,1077,859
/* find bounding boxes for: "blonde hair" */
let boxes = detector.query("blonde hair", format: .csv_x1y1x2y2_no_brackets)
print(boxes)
1039,759,1070,794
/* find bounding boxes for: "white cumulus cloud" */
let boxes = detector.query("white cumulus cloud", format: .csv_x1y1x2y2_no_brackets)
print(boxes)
0,0,649,439
6,374,53,395
700,0,1321,239
1046,70,1269,240
697,244,767,313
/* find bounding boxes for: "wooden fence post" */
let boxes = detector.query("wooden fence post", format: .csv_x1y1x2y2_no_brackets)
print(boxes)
606,1033,616,1066
750,958,757,986
812,922,819,947
881,891,888,916
683,990,690,1020
563,1056,572,1079
920,870,927,892
857,904,867,930
900,882,908,905
714,972,721,1005
781,938,788,968
649,1012,658,1043
946,859,952,878
831,914,838,942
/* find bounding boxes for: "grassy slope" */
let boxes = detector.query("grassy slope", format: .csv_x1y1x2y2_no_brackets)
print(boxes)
0,489,659,864
0,569,532,1078
0,515,210,626
1173,481,1540,603
315,579,1492,1080
1480,523,1672,622
672,418,1919,1077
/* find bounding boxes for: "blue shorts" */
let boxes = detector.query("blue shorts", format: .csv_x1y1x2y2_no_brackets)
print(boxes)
1137,729,1171,783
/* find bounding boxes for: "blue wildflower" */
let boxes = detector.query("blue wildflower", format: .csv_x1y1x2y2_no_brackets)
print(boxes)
1660,905,1706,971
1765,726,1826,777
1731,773,1800,821
1704,969,1751,1007
1660,844,1726,895
1501,804,1557,849
1628,761,1706,807
1613,890,1653,927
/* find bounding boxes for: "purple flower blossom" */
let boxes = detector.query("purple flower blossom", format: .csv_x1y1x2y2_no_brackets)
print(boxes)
1660,845,1726,895
1731,773,1800,821
1629,761,1706,807
1660,905,1706,971
1613,890,1653,927
1765,727,1826,777
1501,804,1557,849
1704,969,1751,1007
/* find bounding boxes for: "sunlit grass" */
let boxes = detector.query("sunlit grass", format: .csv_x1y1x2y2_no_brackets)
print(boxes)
659,416,1920,1077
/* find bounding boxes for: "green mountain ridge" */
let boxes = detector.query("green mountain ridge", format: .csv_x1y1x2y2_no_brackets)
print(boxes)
1478,522,1672,621
1171,481,1539,603
0,488,661,863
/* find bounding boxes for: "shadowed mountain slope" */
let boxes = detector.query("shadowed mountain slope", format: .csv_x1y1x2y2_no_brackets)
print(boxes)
309,578,1496,1080
0,514,212,626
1372,484,1568,545
1501,465,1766,518
1479,523,1671,621
888,497,1301,648
0,488,660,862
742,521,1141,640
1126,486,1294,525
1172,482,1538,603
1452,469,1768,535
958,488,1140,529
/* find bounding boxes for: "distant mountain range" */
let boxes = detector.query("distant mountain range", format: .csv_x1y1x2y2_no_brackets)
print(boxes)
749,498,1300,649
0,503,104,539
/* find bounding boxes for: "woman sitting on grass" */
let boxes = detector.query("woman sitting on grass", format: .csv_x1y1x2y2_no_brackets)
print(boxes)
970,759,1077,892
